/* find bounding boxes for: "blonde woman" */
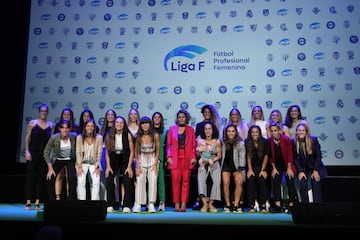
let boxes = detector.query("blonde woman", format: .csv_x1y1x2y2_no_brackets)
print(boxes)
292,123,327,203
266,109,290,138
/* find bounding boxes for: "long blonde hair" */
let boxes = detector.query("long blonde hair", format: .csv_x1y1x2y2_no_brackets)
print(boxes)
294,122,312,156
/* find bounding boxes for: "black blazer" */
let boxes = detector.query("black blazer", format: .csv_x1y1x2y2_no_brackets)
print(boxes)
292,136,327,178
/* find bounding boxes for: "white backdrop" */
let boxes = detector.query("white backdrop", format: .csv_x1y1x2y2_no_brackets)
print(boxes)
19,0,360,166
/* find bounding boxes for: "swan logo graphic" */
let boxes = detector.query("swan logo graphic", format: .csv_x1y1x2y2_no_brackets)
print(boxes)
164,45,207,72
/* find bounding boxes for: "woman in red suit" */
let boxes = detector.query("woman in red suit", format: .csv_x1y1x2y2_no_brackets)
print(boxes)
166,109,197,212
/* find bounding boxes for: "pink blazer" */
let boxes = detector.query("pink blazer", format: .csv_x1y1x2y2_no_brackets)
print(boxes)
166,125,196,170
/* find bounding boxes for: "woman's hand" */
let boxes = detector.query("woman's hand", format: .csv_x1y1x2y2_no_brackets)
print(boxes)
312,170,320,181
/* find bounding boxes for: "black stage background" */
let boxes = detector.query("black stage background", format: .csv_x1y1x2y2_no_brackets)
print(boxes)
2,1,359,238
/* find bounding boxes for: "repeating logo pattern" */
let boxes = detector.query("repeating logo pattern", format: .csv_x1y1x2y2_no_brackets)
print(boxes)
20,0,359,166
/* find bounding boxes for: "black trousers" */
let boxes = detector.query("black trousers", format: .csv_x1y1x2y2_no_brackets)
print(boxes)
47,160,76,201
106,153,134,209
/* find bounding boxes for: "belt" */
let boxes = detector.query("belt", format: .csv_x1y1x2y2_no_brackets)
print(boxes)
115,150,124,154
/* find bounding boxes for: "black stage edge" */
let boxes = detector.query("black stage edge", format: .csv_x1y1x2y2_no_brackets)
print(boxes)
1,220,359,239
292,202,360,225
43,200,107,223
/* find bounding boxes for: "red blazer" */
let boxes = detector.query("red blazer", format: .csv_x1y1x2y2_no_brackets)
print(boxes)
268,134,296,173
166,125,196,170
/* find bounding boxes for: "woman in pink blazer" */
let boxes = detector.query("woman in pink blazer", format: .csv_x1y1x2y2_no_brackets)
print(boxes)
166,109,197,212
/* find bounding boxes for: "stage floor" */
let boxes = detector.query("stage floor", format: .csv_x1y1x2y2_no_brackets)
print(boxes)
0,203,294,225
1,203,359,238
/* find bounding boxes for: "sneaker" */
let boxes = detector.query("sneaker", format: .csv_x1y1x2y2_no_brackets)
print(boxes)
285,205,293,214
271,205,282,213
132,204,141,213
107,206,114,213
254,200,260,212
265,200,271,212
261,204,269,213
158,202,165,212
223,206,231,213
122,207,131,213
233,206,242,213
148,203,156,213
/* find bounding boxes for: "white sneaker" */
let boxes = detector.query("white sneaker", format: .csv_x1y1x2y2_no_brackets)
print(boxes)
122,207,131,213
265,200,270,212
254,200,260,212
223,206,231,213
148,203,156,213
107,206,114,213
132,204,141,213
158,202,165,211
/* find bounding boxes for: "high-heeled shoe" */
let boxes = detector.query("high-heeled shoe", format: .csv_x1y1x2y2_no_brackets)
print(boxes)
180,203,186,212
174,203,180,212
209,203,218,213
200,198,209,212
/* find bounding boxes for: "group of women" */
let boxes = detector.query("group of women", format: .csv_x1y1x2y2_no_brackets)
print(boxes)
24,103,327,214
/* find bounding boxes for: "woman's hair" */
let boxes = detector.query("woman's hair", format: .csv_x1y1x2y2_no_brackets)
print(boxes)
201,104,222,131
38,104,49,112
140,115,151,124
58,119,70,129
246,125,266,161
99,109,117,137
284,104,303,128
79,109,96,133
228,108,242,123
58,108,76,131
199,120,219,139
80,118,97,140
135,116,155,153
294,122,313,155
175,109,191,125
227,107,246,135
222,123,240,151
269,121,280,130
248,105,265,127
105,115,129,151
127,108,140,125
152,111,165,134
268,109,284,127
